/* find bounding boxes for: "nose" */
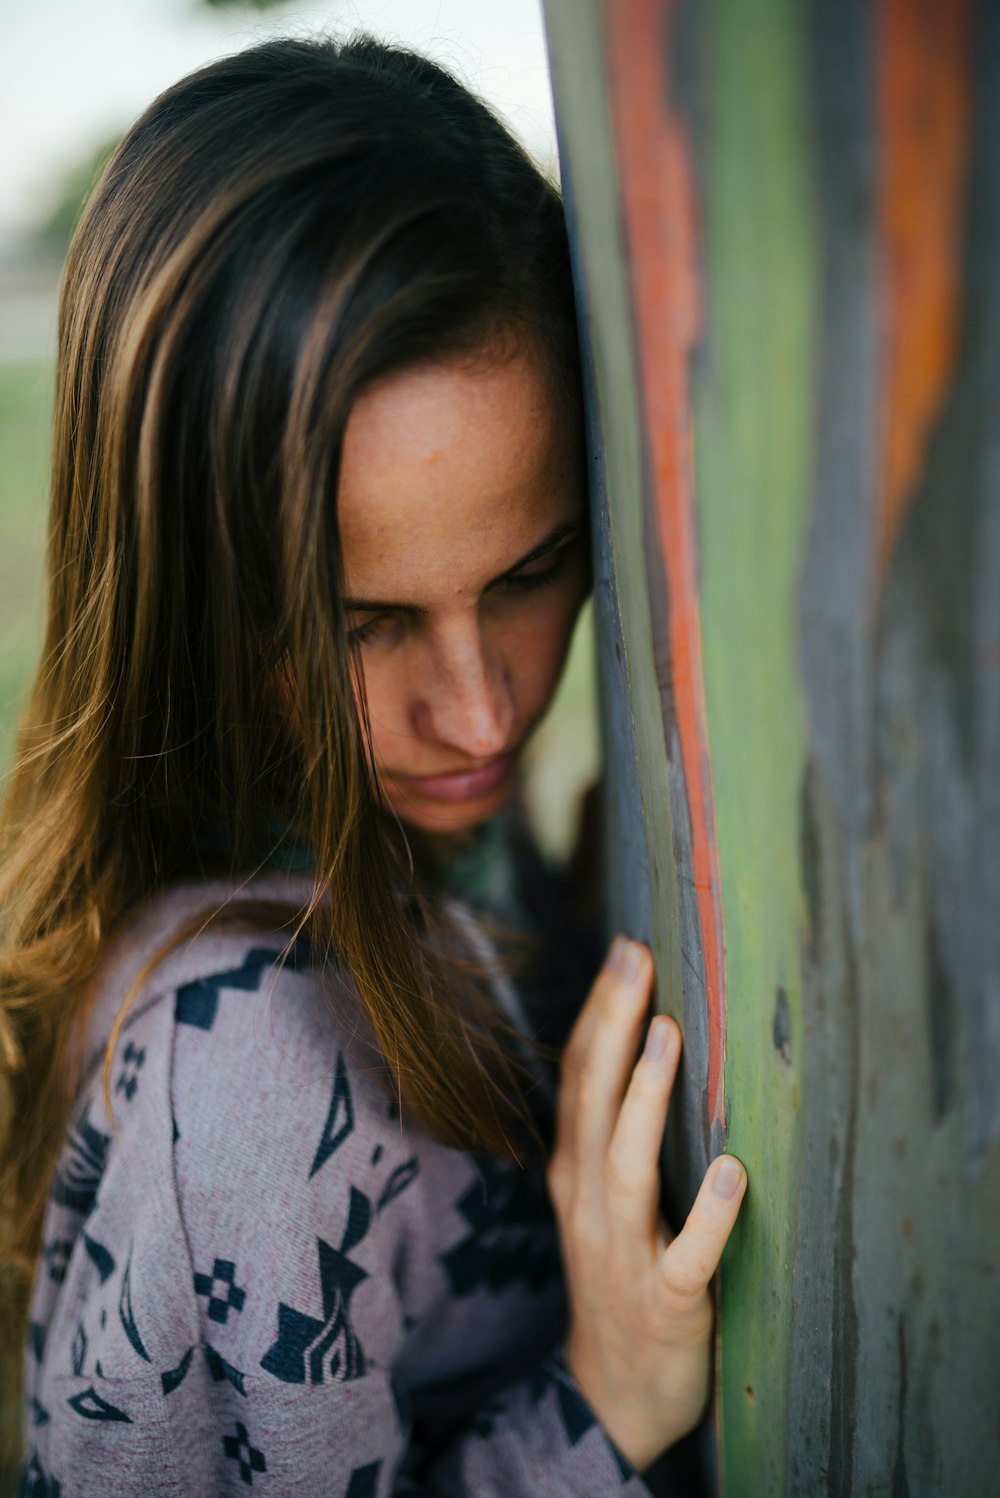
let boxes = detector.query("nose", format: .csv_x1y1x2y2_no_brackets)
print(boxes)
414,619,515,759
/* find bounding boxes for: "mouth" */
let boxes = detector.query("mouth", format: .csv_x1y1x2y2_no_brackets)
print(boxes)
387,749,518,804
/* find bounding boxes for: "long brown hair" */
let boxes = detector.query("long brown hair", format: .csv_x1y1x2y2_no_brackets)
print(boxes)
0,33,581,1368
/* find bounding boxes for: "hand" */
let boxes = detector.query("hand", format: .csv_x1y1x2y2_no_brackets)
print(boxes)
546,936,747,1473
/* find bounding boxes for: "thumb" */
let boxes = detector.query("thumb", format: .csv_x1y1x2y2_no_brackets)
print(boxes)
658,1154,747,1301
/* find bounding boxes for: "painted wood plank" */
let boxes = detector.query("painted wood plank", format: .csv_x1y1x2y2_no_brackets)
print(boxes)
544,0,1000,1491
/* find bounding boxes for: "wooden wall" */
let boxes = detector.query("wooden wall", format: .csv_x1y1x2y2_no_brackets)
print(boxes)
542,1,1000,1492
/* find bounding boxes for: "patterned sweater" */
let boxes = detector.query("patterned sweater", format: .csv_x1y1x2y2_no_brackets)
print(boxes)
20,866,665,1497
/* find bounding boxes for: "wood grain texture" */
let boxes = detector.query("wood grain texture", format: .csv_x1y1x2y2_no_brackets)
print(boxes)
604,0,728,1158
543,0,1000,1491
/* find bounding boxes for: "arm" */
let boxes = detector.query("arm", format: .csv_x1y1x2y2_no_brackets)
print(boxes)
164,949,656,1497
23,934,727,1496
395,1347,645,1496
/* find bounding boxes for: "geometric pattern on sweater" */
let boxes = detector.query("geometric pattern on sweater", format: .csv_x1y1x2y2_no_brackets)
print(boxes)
260,1189,371,1385
193,1259,246,1326
174,946,287,1033
440,1153,562,1298
21,887,650,1498
222,1420,266,1486
48,1102,110,1218
309,1050,354,1179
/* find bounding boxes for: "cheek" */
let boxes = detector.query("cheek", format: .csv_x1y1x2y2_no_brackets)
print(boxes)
504,586,585,712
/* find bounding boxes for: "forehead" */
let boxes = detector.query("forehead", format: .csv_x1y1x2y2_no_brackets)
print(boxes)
336,343,578,589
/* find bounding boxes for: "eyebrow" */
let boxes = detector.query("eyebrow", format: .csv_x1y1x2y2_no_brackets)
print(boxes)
342,518,582,615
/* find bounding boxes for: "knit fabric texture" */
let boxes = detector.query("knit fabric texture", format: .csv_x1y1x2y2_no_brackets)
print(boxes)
19,855,661,1497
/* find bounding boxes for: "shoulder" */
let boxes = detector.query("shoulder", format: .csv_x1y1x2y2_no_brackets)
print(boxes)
80,869,394,1135
27,897,421,1493
79,870,329,1070
45,874,414,1380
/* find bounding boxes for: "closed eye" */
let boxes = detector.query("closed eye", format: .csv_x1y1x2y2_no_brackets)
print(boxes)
494,549,571,596
346,612,394,647
345,529,583,647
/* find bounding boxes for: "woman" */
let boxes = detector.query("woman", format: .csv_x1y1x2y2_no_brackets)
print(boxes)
0,35,746,1495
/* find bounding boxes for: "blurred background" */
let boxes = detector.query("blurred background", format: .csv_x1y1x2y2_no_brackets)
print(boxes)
0,0,598,860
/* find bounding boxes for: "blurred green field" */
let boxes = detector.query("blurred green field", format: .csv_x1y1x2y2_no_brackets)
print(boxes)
0,362,52,778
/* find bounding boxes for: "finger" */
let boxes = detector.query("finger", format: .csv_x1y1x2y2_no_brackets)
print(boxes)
603,1015,681,1255
567,941,654,1170
553,934,649,1156
564,936,637,1056
657,1154,747,1301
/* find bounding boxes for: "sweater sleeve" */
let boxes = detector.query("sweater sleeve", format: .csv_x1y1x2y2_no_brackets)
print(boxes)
396,1345,649,1496
168,949,656,1497
22,939,659,1497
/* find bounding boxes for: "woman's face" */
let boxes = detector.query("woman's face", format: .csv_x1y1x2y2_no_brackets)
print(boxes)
337,338,589,835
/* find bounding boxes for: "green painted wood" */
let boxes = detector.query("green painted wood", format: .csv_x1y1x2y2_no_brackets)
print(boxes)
543,1,1000,1492
692,3,813,1487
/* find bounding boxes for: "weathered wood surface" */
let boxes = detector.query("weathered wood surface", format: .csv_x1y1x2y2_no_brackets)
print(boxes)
543,1,1000,1493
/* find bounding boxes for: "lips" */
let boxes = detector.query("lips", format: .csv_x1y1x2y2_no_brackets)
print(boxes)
388,749,517,803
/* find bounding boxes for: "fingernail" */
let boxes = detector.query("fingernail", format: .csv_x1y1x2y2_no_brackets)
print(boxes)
712,1157,744,1200
644,1018,671,1061
608,937,641,982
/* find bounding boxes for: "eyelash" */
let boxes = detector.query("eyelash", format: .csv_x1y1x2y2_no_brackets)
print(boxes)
500,553,569,595
346,550,571,647
347,615,389,647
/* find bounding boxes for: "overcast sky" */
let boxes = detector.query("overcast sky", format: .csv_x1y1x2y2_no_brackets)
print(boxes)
0,0,557,241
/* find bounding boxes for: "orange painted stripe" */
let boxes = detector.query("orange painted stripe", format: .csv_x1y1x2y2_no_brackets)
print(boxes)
877,0,974,572
604,0,727,1137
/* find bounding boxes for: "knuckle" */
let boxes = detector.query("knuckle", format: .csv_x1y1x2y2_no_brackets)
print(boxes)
661,1253,709,1300
666,1269,703,1301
